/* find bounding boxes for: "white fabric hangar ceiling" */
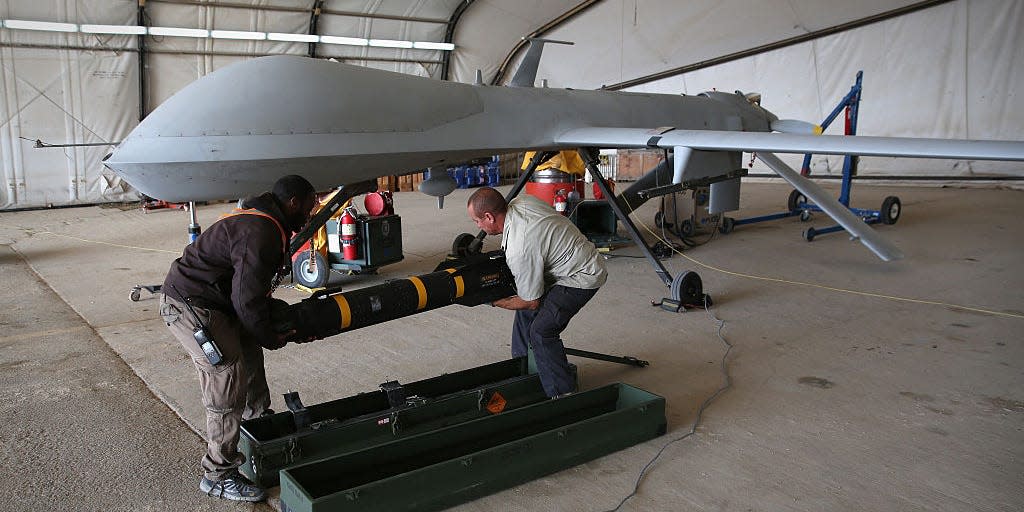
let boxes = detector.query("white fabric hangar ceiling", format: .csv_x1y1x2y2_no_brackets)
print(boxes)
0,0,1020,209
502,0,1024,178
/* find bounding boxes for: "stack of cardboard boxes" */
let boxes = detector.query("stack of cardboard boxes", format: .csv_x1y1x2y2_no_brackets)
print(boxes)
615,149,665,181
376,172,424,193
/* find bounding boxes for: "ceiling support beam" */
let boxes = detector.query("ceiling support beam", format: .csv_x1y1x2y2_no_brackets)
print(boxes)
307,0,324,58
490,0,602,85
440,0,476,80
137,0,148,121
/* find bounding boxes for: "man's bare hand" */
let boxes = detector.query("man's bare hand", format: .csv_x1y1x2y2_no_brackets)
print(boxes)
491,295,539,311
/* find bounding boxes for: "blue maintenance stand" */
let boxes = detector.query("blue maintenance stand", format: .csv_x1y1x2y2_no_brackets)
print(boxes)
721,71,902,241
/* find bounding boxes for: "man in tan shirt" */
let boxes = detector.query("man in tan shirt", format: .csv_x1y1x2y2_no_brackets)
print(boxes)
467,187,607,397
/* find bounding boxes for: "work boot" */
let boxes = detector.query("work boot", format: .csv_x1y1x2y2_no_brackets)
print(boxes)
199,470,266,502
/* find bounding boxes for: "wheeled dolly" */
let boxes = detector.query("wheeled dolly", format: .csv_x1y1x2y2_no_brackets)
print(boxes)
793,190,902,241
719,71,904,243
129,284,162,302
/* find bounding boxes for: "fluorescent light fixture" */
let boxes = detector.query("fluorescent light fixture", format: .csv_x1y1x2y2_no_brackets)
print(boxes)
268,32,319,43
413,41,455,51
4,19,77,32
320,35,368,46
211,29,266,40
81,24,147,35
149,26,209,38
369,39,413,49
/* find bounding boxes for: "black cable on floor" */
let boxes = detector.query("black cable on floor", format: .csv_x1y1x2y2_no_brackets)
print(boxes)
604,298,733,512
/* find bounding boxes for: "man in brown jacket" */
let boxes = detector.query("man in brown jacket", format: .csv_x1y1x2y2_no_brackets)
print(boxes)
159,175,316,501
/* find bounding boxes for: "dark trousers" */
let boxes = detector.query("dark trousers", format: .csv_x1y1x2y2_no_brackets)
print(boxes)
512,285,599,397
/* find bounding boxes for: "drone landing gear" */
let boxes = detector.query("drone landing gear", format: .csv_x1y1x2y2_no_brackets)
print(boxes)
652,271,712,313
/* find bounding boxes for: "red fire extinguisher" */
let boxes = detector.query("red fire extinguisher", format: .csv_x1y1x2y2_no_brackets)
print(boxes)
553,189,568,215
340,208,359,260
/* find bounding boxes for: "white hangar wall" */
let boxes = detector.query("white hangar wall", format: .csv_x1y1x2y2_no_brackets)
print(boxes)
0,0,457,209
0,1,139,209
1,0,1021,209
529,0,1024,178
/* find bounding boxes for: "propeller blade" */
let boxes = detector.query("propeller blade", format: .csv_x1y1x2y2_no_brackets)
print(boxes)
757,152,903,262
771,119,823,135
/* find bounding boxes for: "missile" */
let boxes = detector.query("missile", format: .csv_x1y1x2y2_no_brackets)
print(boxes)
273,251,516,341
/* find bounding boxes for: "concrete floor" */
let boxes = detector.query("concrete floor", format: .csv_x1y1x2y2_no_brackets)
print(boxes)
0,181,1021,511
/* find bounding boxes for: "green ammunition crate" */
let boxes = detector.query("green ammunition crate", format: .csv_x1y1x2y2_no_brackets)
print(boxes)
279,383,666,512
239,357,550,487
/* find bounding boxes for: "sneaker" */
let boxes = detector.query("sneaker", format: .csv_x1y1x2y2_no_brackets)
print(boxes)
199,470,266,502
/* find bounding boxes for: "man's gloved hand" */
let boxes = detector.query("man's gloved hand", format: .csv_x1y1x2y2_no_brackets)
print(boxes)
284,328,318,344
260,331,291,350
289,333,318,344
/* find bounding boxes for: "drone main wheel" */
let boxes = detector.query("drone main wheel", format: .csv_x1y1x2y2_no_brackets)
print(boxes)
670,271,703,304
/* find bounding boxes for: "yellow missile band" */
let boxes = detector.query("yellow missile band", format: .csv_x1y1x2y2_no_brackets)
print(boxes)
333,294,352,329
454,276,465,298
813,125,823,135
408,276,428,310
443,268,464,298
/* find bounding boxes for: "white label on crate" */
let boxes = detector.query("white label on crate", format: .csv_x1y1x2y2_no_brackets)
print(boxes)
328,234,341,254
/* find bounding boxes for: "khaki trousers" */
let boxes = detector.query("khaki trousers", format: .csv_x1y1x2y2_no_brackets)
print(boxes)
159,294,271,481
